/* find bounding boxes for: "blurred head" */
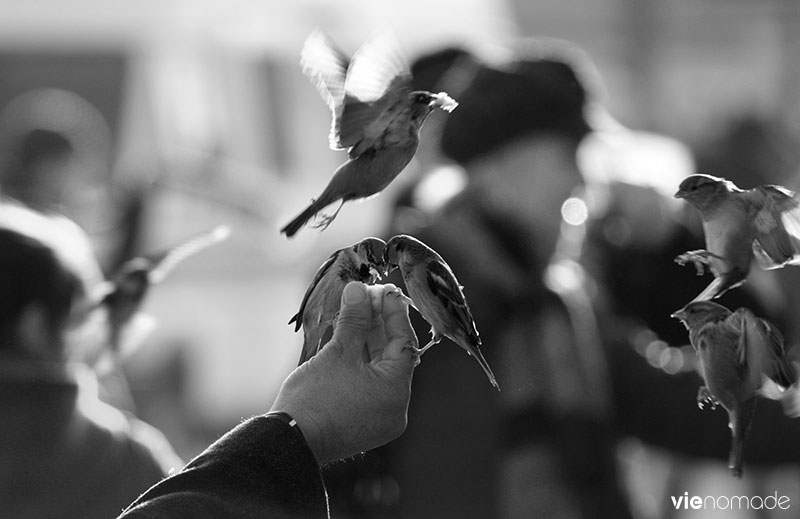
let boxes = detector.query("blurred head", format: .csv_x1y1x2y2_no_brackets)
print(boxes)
436,38,601,258
0,88,112,217
0,128,76,210
439,38,599,168
0,200,106,361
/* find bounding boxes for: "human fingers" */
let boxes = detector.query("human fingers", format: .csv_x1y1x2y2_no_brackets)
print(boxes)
328,281,372,362
377,284,418,368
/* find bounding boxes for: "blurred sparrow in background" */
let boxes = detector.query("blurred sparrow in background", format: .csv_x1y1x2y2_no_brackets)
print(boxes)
100,225,230,353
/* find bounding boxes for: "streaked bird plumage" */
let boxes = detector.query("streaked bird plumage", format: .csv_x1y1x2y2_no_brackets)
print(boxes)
289,237,385,364
383,234,499,390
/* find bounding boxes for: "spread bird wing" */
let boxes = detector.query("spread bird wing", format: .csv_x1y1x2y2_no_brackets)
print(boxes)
288,249,341,331
300,29,350,151
339,31,413,154
147,225,230,285
426,259,479,341
750,185,800,269
733,307,796,388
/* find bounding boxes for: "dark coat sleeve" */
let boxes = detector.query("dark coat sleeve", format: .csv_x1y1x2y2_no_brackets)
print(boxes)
118,415,329,519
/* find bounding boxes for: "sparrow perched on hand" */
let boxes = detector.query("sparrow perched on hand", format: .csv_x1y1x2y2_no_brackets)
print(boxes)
280,30,458,238
289,237,385,364
383,234,499,389
674,173,800,301
671,300,797,477
100,225,230,352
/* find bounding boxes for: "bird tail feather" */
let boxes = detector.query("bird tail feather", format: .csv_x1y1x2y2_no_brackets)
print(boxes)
281,200,324,238
728,398,757,478
469,342,500,391
288,312,301,331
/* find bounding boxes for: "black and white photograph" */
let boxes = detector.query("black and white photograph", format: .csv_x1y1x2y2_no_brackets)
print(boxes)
1,1,799,518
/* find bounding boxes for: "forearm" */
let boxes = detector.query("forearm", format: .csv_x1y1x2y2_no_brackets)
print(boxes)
118,414,328,519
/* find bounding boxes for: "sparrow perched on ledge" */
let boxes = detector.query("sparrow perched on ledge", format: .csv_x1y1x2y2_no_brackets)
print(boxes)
280,30,458,238
674,173,800,301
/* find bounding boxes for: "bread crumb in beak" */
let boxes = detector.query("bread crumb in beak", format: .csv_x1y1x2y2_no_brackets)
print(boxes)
431,92,458,112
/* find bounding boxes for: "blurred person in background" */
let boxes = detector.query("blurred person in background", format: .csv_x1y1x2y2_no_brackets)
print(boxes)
381,36,800,519
0,88,151,414
381,38,632,519
0,88,144,272
0,200,181,519
0,199,419,519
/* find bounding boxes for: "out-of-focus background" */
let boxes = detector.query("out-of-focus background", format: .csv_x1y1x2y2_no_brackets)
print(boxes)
2,0,800,517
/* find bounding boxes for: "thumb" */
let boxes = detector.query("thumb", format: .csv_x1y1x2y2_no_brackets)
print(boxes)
329,281,372,360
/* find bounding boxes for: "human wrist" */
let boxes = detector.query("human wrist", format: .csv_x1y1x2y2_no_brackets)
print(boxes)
268,402,332,464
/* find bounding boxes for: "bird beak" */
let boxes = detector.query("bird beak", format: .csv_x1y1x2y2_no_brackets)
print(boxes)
670,308,686,321
382,263,396,278
673,189,687,199
381,250,390,277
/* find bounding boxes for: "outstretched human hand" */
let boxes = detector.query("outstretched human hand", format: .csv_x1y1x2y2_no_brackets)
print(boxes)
271,281,418,464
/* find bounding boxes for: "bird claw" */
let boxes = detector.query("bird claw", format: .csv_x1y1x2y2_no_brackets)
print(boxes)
311,213,336,232
402,344,423,366
413,338,440,356
386,287,418,313
697,386,719,410
675,250,727,276
676,250,711,275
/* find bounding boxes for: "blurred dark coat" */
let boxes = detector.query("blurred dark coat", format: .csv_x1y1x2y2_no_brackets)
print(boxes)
0,365,181,519
382,185,630,519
